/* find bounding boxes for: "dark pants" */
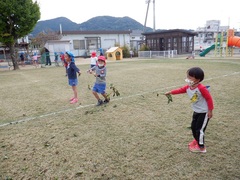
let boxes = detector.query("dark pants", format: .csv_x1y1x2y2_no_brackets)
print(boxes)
191,112,209,148
46,57,51,65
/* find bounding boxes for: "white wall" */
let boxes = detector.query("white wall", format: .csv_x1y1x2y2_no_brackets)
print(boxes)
60,33,131,56
45,41,71,61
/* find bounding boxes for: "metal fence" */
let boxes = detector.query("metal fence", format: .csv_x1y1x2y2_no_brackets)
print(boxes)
203,47,240,57
138,50,178,59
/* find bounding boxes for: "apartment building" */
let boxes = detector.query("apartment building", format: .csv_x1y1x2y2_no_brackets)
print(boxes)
194,20,230,50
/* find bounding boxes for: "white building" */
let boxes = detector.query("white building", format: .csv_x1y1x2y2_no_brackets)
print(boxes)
44,40,71,54
194,20,230,50
129,30,144,51
44,30,144,57
17,35,29,44
58,30,132,57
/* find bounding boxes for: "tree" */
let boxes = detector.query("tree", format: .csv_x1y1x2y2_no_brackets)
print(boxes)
31,29,61,48
120,45,130,58
140,44,150,51
0,0,40,70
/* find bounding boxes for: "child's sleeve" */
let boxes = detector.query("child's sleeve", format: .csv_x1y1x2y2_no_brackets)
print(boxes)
171,85,188,95
91,66,96,71
71,63,80,73
199,85,214,110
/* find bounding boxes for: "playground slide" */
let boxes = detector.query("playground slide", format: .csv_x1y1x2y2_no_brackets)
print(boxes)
199,44,215,57
228,36,240,47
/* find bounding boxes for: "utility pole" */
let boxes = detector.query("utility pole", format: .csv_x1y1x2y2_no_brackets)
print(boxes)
143,0,155,32
142,0,156,46
153,0,155,32
143,0,156,32
143,0,151,33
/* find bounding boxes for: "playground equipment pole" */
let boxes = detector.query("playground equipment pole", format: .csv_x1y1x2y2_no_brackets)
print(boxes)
214,33,219,57
214,31,226,57
226,29,229,57
227,29,234,57
220,31,223,57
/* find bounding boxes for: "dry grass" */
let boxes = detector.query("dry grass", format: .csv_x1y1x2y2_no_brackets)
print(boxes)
0,58,240,179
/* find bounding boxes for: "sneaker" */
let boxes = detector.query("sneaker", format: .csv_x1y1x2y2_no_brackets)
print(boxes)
70,98,78,104
188,139,197,147
103,97,110,104
96,99,103,106
189,144,206,153
69,97,75,101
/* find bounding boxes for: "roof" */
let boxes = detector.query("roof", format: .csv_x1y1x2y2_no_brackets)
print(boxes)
130,30,143,36
46,40,71,43
106,47,121,53
142,29,197,36
61,30,132,35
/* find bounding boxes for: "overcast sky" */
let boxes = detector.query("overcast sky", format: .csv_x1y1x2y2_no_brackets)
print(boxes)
35,0,240,31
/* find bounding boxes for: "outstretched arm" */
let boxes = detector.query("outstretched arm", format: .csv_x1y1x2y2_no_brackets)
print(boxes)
165,85,188,95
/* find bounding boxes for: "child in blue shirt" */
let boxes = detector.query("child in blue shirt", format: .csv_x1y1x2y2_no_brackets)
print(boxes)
65,51,81,104
54,52,60,66
87,56,109,106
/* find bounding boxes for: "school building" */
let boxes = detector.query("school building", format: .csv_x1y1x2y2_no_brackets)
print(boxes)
142,29,197,55
45,30,143,57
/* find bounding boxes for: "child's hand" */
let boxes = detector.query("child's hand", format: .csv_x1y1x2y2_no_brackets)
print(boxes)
93,73,100,77
208,110,213,119
87,69,92,74
165,92,171,95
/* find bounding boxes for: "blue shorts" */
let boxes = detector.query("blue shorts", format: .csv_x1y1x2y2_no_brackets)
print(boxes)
68,79,78,86
92,83,106,94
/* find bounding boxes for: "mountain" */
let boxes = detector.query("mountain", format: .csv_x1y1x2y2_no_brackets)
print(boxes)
32,17,79,36
78,16,148,31
31,16,153,36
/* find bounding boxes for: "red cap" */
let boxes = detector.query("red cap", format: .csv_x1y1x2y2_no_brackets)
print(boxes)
91,52,96,57
98,56,106,62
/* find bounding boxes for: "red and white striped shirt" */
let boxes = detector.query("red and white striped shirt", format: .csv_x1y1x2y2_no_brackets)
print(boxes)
171,84,214,113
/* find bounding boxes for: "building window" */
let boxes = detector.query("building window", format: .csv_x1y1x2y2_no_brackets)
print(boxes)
73,40,80,49
73,40,85,50
79,40,85,49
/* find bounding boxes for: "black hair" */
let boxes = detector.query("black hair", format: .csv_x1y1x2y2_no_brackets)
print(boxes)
187,67,204,82
65,52,70,57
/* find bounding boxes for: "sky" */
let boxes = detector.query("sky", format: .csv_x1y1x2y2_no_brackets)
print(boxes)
35,0,240,31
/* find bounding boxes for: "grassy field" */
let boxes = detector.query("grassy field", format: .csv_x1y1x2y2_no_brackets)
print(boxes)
0,58,240,179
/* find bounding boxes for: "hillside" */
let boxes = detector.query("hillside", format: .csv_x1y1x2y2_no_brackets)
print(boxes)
32,17,79,36
31,16,153,36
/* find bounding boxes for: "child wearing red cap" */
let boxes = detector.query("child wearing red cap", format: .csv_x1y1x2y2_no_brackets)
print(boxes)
87,56,110,106
90,52,97,68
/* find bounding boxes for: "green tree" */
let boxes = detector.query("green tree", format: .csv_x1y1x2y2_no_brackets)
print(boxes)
0,0,40,70
120,45,130,58
139,44,150,51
